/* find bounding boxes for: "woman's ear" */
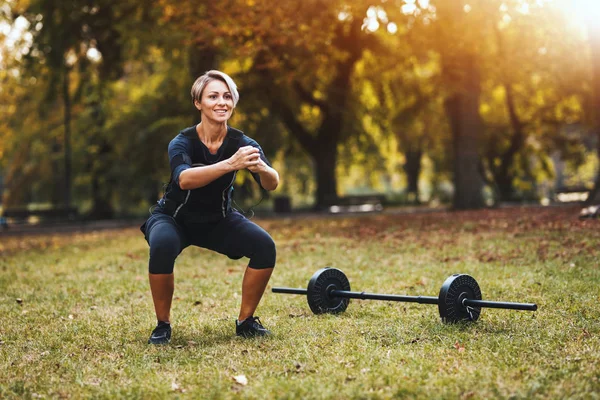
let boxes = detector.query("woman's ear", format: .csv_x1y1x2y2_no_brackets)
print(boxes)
193,99,202,111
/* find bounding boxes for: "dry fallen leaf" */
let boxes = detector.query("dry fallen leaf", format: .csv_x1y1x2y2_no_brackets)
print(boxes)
454,341,465,352
171,381,186,392
126,252,141,260
233,375,248,386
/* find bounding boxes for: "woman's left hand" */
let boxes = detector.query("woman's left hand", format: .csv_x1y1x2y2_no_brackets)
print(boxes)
247,159,279,191
247,159,267,173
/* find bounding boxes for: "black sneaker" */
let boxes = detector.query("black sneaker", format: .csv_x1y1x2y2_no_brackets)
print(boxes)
148,321,171,344
236,316,271,338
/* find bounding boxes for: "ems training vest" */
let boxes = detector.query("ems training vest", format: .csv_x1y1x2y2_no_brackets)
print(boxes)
160,126,244,223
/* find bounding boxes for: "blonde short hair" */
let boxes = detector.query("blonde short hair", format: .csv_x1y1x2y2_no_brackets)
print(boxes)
190,70,239,108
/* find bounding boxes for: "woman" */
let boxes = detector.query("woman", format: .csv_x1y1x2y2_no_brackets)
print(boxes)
141,70,279,344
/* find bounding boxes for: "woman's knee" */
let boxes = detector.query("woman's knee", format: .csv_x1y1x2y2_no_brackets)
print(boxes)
248,234,276,269
148,232,182,274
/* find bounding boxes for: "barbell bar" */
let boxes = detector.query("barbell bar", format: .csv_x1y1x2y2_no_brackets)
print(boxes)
272,268,538,323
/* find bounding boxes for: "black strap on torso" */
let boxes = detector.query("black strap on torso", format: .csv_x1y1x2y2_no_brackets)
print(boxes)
168,127,242,180
161,126,244,219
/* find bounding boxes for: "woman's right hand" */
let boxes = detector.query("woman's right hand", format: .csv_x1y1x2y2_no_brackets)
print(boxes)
226,146,261,171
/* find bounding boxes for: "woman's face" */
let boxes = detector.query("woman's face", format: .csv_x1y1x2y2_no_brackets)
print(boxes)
195,79,234,123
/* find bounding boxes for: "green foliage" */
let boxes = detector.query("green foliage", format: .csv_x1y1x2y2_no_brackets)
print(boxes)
2,0,600,211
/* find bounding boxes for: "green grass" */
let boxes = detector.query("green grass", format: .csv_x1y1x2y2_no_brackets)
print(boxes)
1,206,599,399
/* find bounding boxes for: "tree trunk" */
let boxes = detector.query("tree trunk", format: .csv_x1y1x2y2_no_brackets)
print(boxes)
309,61,353,208
495,174,515,202
88,87,115,219
90,172,114,219
51,140,63,205
494,83,526,202
263,18,362,210
311,20,363,209
435,1,485,210
313,141,339,209
189,46,217,79
403,146,423,204
444,53,485,210
188,45,218,124
88,142,115,219
586,21,600,204
62,65,72,210
491,28,527,203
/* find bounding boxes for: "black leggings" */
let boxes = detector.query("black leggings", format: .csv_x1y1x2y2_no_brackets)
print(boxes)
141,211,276,274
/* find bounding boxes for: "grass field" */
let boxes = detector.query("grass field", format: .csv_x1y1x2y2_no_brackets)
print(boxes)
1,206,599,399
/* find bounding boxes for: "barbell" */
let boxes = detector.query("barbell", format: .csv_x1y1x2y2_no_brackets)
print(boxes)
272,268,538,323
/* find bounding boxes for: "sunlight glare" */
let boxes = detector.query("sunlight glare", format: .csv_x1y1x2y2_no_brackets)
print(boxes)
0,21,10,36
574,0,600,19
0,3,11,18
401,3,417,14
366,19,379,32
338,11,350,21
4,15,33,53
14,15,29,31
65,50,77,67
86,47,102,63
387,22,398,34
555,0,600,25
517,2,530,14
377,8,388,23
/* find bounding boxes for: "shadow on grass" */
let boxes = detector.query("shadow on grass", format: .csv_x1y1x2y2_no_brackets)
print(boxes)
428,319,527,336
164,324,276,349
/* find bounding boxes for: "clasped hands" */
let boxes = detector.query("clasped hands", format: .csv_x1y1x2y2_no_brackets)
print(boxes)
227,146,266,173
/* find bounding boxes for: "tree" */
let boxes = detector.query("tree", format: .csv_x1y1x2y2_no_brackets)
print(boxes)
15,0,128,214
255,14,370,208
11,0,170,216
164,0,387,208
479,1,590,203
361,48,448,204
584,5,600,204
392,0,488,209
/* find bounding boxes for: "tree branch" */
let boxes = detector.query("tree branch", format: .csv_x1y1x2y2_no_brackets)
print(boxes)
293,81,329,112
254,66,317,151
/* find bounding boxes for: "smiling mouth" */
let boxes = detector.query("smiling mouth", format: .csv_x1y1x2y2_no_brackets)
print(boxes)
215,109,228,114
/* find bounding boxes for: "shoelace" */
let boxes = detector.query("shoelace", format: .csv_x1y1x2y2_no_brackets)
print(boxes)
153,323,170,334
245,316,263,328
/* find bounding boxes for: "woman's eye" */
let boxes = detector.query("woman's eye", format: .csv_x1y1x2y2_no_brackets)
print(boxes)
209,95,217,99
224,94,232,100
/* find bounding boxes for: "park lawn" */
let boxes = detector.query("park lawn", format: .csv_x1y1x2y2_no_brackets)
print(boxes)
0,206,599,399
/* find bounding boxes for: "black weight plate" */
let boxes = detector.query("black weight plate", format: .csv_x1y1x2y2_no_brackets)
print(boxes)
438,274,482,323
306,268,351,314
